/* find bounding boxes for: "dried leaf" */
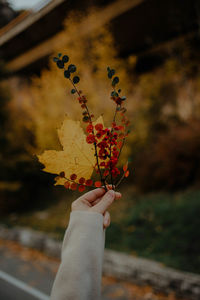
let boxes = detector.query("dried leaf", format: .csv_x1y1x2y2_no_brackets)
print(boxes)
124,170,129,177
123,163,128,172
37,116,100,185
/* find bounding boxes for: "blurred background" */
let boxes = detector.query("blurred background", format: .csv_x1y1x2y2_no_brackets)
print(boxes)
0,0,200,279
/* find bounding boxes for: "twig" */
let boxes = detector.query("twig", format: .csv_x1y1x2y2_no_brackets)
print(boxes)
68,76,106,190
115,172,125,188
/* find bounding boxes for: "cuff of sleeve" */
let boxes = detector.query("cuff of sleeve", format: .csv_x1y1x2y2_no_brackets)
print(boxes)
69,210,104,229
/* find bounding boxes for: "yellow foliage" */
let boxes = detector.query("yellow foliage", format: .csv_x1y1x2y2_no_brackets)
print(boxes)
28,9,136,156
37,116,96,185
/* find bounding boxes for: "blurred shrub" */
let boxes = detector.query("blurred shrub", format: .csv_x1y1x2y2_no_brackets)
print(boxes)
133,120,200,191
106,189,200,274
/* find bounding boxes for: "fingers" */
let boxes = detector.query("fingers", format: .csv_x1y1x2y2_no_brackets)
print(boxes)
79,185,119,203
80,188,106,203
91,191,121,206
90,190,116,214
103,211,110,229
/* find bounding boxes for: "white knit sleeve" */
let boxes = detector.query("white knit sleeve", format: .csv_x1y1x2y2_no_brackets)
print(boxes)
50,210,105,300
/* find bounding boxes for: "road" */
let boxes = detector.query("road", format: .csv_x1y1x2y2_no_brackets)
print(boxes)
0,239,182,300
0,239,56,300
0,270,49,300
0,238,134,300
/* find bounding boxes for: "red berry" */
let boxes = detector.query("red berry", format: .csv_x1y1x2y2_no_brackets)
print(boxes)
71,182,78,190
95,123,103,131
64,181,70,189
79,177,85,184
86,134,96,144
85,179,93,186
70,173,77,180
59,171,65,178
96,131,103,139
78,185,85,192
86,124,93,133
111,167,120,177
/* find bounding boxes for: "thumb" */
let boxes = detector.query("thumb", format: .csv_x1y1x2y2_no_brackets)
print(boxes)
103,211,111,229
90,190,115,214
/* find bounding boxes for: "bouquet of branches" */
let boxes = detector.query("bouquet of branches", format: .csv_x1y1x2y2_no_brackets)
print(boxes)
37,53,130,192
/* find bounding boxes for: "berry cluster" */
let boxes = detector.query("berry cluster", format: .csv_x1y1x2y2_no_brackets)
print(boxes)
53,53,130,191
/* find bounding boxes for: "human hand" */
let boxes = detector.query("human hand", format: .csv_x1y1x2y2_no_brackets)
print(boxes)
71,188,121,229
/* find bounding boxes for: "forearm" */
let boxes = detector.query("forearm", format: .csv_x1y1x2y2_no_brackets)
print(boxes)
50,210,105,300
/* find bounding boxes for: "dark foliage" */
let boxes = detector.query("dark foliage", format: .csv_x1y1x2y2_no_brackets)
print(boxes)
106,190,200,274
133,120,200,191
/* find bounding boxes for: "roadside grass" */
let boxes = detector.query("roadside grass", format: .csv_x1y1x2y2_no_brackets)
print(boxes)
2,186,200,274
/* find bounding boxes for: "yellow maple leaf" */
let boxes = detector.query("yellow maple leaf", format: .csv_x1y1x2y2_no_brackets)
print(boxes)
37,115,104,185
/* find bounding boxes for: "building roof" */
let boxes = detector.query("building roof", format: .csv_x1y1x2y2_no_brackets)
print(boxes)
0,0,199,75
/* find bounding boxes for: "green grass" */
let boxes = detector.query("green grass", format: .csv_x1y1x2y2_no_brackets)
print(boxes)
106,189,200,274
2,187,200,274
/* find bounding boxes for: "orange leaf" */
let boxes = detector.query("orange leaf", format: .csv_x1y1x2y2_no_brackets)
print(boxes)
95,181,102,188
124,170,129,177
123,163,128,172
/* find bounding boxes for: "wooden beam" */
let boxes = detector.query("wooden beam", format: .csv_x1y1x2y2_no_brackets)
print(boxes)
0,0,66,46
6,0,145,72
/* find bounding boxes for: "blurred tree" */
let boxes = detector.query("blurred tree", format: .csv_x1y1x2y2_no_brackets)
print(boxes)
0,72,57,214
130,42,200,191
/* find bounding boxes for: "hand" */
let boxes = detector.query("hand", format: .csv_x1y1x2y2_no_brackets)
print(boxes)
71,188,121,229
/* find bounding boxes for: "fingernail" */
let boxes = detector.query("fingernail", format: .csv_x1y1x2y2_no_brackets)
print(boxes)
115,192,121,198
104,215,109,225
104,214,110,225
107,190,115,198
